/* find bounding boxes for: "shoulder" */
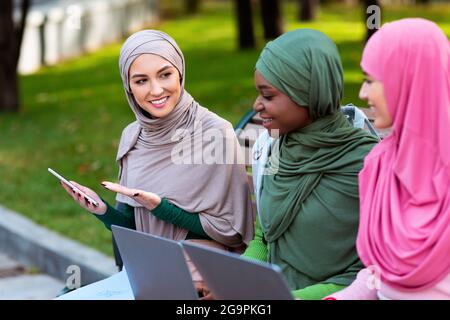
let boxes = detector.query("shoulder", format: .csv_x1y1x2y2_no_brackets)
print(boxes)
121,121,140,137
252,131,272,171
256,130,271,145
362,135,394,162
253,131,272,155
117,121,140,159
200,110,234,132
119,121,140,143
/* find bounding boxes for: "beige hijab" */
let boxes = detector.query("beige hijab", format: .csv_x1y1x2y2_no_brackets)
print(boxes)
117,30,254,248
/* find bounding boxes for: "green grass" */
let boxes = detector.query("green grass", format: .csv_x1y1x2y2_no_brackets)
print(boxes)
1,0,449,256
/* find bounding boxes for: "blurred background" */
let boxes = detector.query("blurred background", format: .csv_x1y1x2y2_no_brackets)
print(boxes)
1,0,449,257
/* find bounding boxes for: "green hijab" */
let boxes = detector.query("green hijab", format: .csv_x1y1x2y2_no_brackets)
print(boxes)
257,29,378,289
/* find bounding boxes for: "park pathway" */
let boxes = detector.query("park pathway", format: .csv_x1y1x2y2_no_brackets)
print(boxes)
0,252,64,300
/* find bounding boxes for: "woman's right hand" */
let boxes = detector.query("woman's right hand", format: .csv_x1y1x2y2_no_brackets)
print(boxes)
60,180,107,215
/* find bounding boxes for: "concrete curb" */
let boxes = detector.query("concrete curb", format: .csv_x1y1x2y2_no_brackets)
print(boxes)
0,204,117,286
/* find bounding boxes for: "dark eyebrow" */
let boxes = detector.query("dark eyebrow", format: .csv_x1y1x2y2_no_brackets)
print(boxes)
131,65,174,79
131,73,147,79
158,65,174,73
257,85,273,90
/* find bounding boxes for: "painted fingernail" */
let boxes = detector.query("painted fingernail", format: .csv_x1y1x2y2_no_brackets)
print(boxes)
133,192,140,197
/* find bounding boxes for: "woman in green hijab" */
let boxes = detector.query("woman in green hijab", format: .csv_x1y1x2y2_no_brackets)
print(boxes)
242,29,379,299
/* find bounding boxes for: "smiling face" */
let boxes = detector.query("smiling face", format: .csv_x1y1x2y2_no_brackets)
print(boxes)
253,70,312,136
129,54,182,118
359,73,392,129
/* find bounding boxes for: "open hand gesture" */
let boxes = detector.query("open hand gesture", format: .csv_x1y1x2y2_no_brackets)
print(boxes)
101,181,161,210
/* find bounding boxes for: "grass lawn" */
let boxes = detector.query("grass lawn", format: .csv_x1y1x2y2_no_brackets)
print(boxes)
1,0,449,256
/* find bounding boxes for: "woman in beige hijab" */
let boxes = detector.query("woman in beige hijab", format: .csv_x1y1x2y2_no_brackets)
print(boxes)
60,30,255,289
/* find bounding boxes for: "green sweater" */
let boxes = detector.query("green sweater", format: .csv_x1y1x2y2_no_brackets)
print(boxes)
242,218,346,300
95,198,210,240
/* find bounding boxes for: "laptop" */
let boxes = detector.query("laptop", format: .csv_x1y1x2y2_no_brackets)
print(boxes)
111,225,198,300
182,241,294,300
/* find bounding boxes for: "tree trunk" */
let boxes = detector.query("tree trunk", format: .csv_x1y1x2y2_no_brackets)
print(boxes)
234,0,255,50
0,0,18,112
185,0,200,15
417,0,430,4
0,66,19,112
298,0,318,22
363,0,380,42
260,0,283,40
0,0,30,113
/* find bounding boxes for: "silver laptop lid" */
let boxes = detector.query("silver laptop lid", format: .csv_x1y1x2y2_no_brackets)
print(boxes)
111,225,198,300
182,241,294,300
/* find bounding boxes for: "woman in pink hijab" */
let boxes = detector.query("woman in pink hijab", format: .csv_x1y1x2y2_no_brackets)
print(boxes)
325,18,450,300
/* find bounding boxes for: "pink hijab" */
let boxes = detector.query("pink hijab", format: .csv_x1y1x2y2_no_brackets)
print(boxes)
357,18,450,291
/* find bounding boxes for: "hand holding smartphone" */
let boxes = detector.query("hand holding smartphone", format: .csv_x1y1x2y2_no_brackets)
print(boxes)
48,168,100,207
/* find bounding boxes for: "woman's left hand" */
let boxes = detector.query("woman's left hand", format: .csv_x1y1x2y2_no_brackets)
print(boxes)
101,181,161,210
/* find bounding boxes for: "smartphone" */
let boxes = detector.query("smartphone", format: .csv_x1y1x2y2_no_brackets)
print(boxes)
48,168,99,207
